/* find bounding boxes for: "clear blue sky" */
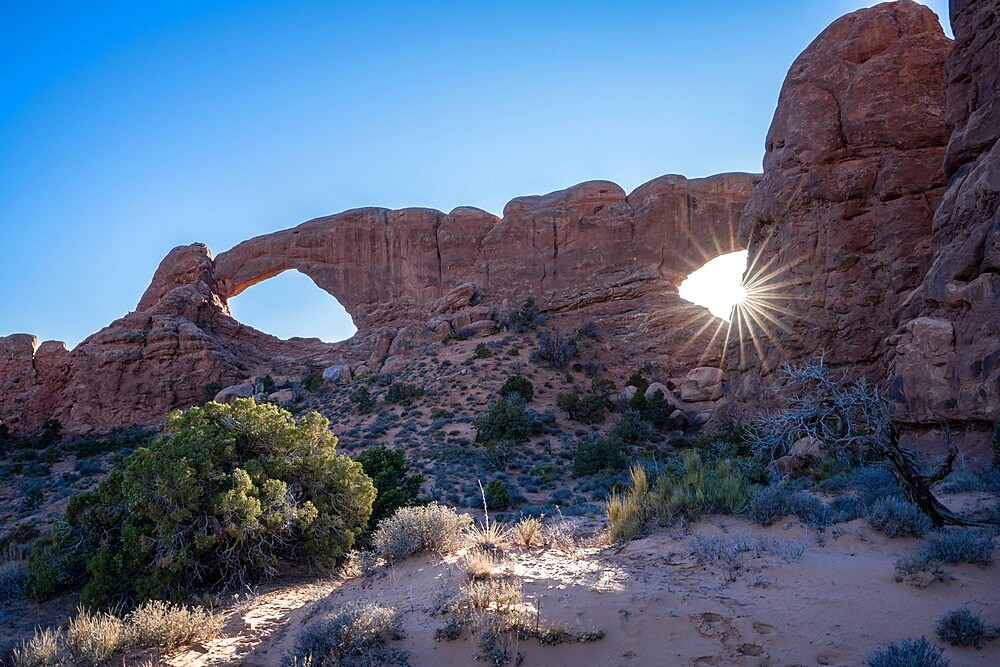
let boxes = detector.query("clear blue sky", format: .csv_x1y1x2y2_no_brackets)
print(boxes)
0,1,949,347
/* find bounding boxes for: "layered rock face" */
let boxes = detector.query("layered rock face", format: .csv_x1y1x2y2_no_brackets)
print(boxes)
725,1,953,416
1,173,757,435
887,0,1000,426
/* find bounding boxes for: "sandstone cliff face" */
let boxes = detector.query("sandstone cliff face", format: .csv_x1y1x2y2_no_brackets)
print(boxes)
725,1,952,415
1,173,757,435
887,0,1000,426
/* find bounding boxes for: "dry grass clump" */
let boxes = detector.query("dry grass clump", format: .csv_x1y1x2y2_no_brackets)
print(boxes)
466,520,510,555
10,627,62,667
372,503,472,563
6,600,221,666
125,600,223,650
605,465,649,544
462,550,504,580
66,607,126,665
511,516,544,548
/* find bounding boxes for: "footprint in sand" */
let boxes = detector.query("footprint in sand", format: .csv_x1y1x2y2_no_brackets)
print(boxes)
752,621,777,635
739,643,765,656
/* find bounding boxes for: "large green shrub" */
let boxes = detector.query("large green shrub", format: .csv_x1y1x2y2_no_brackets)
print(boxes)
355,445,423,529
26,399,375,607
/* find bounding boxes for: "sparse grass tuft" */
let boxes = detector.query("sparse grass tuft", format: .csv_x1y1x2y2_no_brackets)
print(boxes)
935,607,991,648
866,636,948,667
283,602,407,667
864,497,932,538
893,556,952,587
920,528,995,565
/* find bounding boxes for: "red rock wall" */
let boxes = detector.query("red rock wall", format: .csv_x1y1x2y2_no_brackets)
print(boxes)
724,1,952,415
887,0,1000,427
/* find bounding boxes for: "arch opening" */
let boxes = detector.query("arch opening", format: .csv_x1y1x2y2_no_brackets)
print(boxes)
678,250,748,322
227,269,357,342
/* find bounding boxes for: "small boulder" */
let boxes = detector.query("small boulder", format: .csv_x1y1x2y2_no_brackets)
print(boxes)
353,364,370,379
214,383,254,404
769,455,809,477
680,367,725,402
618,386,637,406
669,409,689,428
381,355,409,375
789,436,822,460
268,389,295,405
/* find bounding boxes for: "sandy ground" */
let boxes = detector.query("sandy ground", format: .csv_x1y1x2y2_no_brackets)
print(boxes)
159,515,1000,667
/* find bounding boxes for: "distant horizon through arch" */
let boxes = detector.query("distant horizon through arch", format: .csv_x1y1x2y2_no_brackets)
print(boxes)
227,269,357,343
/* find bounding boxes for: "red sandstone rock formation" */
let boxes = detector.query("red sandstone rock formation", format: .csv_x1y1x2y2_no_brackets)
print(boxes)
723,1,952,416
1,173,757,435
887,0,1000,428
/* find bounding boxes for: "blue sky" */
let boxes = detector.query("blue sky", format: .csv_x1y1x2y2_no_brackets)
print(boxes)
0,1,950,347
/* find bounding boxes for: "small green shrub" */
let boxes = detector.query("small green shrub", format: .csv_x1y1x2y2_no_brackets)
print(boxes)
785,491,830,528
258,374,277,395
371,504,471,562
573,437,627,477
920,528,996,565
864,497,932,538
935,607,989,648
485,479,511,511
474,394,542,446
355,445,424,529
474,343,493,359
26,400,375,606
301,372,324,392
385,382,424,404
708,459,754,514
653,450,709,522
498,374,534,403
609,409,652,445
866,636,948,667
350,387,375,414
557,392,606,424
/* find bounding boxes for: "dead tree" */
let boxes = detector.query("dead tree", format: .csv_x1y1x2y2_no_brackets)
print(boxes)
881,421,984,527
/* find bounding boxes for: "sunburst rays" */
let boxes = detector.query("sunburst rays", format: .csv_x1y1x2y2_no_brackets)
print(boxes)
670,236,810,371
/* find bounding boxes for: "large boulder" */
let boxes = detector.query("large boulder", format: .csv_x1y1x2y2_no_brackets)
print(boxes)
680,367,725,402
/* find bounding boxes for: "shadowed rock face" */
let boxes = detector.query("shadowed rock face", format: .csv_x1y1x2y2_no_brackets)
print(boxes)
1,173,757,435
723,1,953,418
886,0,1000,427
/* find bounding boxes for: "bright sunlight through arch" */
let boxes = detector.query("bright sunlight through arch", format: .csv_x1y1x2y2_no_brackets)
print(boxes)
678,250,748,321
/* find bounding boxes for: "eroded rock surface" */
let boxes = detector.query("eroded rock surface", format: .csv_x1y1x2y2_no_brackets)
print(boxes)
724,1,953,419
887,0,1000,427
